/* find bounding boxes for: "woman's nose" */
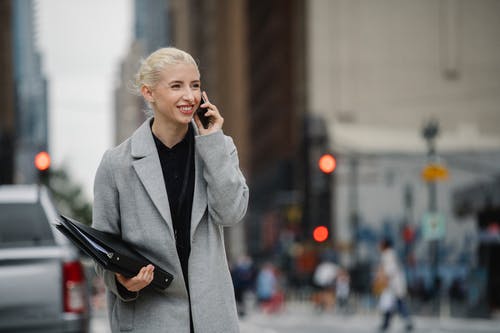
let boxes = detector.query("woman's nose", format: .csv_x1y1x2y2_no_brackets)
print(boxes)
183,89,195,102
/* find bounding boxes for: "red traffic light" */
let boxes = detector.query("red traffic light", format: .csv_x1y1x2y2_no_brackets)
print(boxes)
318,154,336,174
313,226,329,242
34,151,51,171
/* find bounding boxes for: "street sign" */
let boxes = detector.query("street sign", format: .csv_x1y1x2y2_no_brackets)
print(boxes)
421,212,446,240
421,163,449,182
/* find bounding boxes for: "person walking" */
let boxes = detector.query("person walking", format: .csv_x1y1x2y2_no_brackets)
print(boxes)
335,268,350,312
231,255,255,316
256,262,283,313
312,259,338,312
377,238,413,332
92,47,249,333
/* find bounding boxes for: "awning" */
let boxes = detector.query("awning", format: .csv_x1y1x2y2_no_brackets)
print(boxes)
328,122,500,155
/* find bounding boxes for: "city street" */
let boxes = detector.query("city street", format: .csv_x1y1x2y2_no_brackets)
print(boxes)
4,1,500,333
91,301,500,333
239,303,500,333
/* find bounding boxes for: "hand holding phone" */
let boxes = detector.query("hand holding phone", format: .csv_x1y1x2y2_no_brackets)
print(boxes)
195,92,224,133
196,95,210,129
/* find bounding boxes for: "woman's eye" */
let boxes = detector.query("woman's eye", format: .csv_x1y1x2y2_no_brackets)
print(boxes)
171,84,181,89
192,83,201,89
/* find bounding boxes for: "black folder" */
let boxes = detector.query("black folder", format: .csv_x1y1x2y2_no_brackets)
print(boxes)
55,215,173,290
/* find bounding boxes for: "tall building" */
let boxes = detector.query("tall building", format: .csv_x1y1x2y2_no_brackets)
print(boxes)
114,0,170,145
12,0,48,184
114,41,147,145
134,0,170,55
0,0,15,184
245,0,306,256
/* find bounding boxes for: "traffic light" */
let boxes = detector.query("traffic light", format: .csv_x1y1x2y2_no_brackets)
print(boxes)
302,114,335,242
318,153,336,174
313,225,329,242
34,151,51,185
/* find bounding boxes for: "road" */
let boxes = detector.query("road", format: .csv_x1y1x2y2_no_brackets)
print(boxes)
91,301,500,333
239,303,500,333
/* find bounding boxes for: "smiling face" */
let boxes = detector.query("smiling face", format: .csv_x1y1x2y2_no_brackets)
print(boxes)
145,62,202,128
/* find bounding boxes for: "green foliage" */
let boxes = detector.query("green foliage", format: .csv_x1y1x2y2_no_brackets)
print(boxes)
46,167,92,225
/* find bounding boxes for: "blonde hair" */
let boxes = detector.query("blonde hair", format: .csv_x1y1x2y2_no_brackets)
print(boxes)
133,47,199,92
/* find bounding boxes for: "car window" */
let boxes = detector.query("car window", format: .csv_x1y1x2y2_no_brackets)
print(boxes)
0,203,55,248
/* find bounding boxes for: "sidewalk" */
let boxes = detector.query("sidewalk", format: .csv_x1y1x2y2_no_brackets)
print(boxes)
239,301,500,333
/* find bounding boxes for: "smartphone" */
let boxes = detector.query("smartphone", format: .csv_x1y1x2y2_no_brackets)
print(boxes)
196,95,210,129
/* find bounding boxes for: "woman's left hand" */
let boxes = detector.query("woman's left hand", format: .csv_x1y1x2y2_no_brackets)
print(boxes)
194,91,224,135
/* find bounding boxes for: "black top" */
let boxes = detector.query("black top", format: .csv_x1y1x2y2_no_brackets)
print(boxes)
152,124,195,291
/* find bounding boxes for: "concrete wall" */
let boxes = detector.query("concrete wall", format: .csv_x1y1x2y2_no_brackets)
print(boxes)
307,0,500,134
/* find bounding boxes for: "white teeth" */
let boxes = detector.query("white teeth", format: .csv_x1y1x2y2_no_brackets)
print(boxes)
180,106,191,111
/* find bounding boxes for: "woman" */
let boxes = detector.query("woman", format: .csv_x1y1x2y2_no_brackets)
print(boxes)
377,239,413,332
92,47,249,333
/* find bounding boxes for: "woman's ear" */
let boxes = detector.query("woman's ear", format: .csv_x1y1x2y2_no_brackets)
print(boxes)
141,85,155,103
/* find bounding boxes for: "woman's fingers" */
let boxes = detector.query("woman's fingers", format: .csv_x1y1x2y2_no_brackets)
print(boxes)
196,91,224,133
138,265,155,283
116,265,155,292
202,91,210,104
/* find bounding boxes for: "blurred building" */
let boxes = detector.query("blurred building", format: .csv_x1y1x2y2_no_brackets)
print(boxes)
245,0,307,256
1,0,48,184
114,40,147,145
0,0,15,184
114,0,170,145
134,0,170,55
307,0,500,312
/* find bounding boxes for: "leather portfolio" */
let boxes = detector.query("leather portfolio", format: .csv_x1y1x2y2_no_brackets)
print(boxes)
55,214,173,290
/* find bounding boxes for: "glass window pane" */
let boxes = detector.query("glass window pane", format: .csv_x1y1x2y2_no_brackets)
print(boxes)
0,203,55,248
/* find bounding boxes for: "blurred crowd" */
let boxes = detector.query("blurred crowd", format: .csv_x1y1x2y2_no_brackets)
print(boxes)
228,236,478,331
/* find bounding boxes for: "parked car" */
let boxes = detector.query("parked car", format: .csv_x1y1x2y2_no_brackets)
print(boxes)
0,184,90,332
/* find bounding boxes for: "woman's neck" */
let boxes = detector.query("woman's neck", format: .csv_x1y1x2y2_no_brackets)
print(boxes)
151,117,189,148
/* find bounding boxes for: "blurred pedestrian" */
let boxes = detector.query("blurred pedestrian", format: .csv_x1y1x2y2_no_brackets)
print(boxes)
312,259,338,312
231,254,256,316
335,268,350,312
377,238,413,332
92,47,249,333
256,262,283,313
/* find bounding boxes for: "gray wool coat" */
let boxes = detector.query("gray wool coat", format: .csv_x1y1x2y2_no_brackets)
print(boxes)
92,118,249,333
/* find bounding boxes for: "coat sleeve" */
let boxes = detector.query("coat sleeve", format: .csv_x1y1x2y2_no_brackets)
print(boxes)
92,149,138,302
195,130,249,226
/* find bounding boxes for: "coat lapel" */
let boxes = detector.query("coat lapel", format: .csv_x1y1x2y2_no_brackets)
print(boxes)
130,118,208,242
190,122,208,239
130,118,174,238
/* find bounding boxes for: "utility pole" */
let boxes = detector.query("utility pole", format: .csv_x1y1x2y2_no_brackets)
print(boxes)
0,0,15,185
349,156,359,265
421,119,441,312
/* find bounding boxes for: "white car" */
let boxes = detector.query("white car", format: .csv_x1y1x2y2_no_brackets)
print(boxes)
0,185,90,332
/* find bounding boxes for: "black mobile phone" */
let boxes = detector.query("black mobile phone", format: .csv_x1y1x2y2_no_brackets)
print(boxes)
196,96,210,129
